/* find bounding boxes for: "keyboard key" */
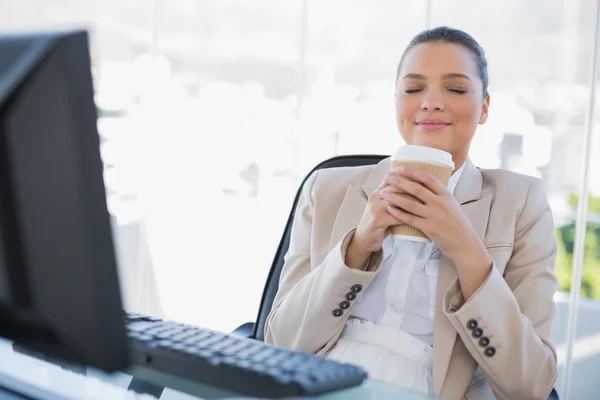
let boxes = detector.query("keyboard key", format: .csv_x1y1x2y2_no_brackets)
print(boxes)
220,356,238,366
250,347,278,363
264,351,289,367
235,343,263,359
234,359,252,369
194,335,224,349
183,346,200,355
144,325,166,336
170,330,199,342
155,340,174,348
190,348,215,359
171,343,187,352
125,313,154,322
127,322,157,333
155,329,184,339
220,340,252,356
206,356,223,366
182,331,213,345
210,337,240,353
135,334,153,342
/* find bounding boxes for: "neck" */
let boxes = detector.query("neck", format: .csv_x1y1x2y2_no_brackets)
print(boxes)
451,154,468,175
451,146,470,173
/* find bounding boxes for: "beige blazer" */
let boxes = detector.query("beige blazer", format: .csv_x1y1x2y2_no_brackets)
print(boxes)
264,157,558,400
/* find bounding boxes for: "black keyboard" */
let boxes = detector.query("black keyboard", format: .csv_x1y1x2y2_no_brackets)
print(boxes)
125,312,368,398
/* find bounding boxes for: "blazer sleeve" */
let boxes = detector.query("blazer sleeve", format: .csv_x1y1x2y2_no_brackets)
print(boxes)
442,178,558,400
264,170,384,355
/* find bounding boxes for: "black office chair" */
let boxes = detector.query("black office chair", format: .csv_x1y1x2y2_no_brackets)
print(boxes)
232,154,559,400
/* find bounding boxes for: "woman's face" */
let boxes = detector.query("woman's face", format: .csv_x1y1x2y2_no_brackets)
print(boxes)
395,42,490,162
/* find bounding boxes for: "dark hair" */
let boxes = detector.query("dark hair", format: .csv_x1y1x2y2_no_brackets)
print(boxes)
396,26,489,97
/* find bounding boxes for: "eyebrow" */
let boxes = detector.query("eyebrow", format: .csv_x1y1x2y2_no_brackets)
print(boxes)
402,73,472,81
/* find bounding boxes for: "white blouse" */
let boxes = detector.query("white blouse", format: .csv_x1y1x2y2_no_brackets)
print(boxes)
350,163,465,346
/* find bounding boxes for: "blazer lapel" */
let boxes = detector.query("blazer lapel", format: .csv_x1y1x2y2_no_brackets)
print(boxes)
433,158,493,396
328,158,391,250
361,157,391,199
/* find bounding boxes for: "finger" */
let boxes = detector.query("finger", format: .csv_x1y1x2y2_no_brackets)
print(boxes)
396,167,447,196
377,171,404,192
380,186,423,204
384,174,435,204
377,183,391,194
386,204,426,231
372,197,404,225
380,190,427,217
378,172,401,189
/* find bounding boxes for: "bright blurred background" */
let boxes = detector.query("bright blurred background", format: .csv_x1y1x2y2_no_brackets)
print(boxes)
2,0,600,398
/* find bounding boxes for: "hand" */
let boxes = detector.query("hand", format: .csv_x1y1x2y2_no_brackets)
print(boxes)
379,167,490,268
345,175,404,269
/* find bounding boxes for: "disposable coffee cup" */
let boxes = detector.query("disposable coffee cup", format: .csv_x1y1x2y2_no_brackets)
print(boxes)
390,145,455,242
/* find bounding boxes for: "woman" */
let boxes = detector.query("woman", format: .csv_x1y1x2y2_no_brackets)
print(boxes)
264,26,558,400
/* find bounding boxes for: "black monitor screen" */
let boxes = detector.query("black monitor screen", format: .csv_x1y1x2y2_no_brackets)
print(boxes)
0,30,129,371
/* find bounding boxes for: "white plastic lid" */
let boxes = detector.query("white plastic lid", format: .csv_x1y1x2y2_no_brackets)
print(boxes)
392,145,454,169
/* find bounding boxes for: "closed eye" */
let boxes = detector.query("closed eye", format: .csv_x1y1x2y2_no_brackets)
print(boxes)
448,89,467,94
405,89,422,94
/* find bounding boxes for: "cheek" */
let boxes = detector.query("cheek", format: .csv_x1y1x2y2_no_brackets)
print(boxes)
395,101,415,141
395,98,416,124
455,97,482,125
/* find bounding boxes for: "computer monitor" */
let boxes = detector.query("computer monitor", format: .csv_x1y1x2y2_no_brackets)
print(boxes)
0,30,129,371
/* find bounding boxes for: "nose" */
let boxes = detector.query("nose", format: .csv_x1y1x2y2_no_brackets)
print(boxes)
420,90,444,111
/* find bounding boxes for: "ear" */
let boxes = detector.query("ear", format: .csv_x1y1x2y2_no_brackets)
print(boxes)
479,95,490,125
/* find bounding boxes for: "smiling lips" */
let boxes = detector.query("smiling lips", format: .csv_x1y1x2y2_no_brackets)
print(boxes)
415,119,451,131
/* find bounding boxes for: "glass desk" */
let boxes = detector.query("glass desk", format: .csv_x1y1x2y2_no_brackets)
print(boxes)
0,338,433,400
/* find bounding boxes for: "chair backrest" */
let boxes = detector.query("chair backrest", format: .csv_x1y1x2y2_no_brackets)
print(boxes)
253,154,388,341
